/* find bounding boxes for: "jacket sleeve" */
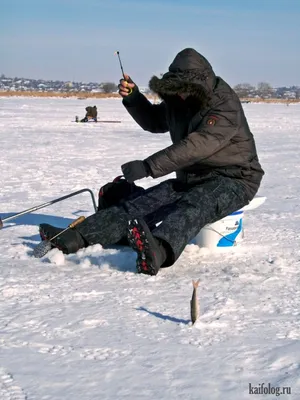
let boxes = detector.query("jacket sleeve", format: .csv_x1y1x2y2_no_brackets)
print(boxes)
123,90,169,133
145,106,238,178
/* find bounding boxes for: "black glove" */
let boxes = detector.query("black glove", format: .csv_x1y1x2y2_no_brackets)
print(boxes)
121,160,151,183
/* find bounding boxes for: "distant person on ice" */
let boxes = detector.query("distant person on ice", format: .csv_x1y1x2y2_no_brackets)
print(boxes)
80,106,97,122
39,48,264,275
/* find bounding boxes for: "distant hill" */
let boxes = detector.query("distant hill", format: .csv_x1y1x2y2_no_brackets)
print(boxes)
0,74,151,94
0,74,299,100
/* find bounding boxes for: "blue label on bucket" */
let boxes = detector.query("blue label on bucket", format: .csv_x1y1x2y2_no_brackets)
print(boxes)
217,218,243,247
230,211,244,216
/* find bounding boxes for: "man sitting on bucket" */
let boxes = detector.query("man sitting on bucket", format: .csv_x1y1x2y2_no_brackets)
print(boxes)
39,48,264,275
80,106,98,122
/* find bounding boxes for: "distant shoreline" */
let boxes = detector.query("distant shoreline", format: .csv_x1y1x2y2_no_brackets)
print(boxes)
0,91,299,103
0,91,121,99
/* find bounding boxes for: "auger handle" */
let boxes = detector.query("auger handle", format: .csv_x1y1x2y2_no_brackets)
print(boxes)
69,216,85,228
46,215,86,243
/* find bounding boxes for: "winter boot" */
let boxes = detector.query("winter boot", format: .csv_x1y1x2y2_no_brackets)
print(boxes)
127,218,167,275
39,223,87,254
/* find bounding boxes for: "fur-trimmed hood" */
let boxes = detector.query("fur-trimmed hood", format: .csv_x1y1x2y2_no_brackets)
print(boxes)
149,48,216,101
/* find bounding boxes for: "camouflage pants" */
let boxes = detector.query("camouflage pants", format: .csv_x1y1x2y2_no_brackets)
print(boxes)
77,176,250,266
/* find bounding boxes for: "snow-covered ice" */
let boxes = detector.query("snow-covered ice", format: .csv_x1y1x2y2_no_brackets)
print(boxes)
0,97,300,399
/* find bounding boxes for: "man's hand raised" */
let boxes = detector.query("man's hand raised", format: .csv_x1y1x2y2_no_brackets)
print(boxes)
118,74,136,97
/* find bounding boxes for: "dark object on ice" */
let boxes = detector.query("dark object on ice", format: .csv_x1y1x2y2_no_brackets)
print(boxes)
80,106,98,122
75,120,121,123
95,120,121,123
39,48,264,275
75,111,121,123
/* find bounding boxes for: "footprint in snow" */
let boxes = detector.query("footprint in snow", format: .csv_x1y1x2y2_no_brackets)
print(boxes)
0,369,27,400
79,347,131,361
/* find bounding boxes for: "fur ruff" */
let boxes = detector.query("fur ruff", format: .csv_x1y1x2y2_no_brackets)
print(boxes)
149,72,211,106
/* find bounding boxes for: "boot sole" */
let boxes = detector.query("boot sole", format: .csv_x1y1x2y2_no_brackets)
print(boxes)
39,226,65,253
127,219,159,276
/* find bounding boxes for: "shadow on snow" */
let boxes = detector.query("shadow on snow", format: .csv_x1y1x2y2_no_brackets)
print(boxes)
137,306,190,325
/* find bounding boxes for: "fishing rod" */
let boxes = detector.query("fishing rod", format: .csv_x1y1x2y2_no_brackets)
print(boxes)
114,51,132,94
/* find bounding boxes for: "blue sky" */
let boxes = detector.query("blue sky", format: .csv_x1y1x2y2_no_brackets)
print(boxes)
1,0,300,87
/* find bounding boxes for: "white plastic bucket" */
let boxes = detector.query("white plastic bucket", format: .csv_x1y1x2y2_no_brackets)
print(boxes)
194,210,244,249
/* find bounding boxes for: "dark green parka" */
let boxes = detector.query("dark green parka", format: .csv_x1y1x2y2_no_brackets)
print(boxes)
123,48,264,200
85,106,97,118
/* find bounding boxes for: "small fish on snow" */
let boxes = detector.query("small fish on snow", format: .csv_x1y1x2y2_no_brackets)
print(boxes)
190,279,200,324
